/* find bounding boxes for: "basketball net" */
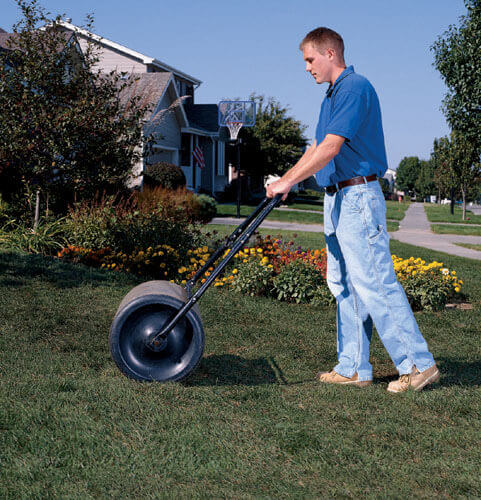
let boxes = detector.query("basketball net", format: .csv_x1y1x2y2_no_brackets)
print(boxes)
226,121,243,140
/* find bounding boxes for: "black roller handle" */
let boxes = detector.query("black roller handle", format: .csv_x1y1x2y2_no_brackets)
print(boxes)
148,194,283,348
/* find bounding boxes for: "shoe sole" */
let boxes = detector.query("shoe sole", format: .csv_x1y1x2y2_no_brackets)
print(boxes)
387,370,440,393
413,370,441,391
316,373,372,387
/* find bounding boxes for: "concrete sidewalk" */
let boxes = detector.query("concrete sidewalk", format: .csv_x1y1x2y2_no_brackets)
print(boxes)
390,203,481,260
209,204,481,260
209,217,324,233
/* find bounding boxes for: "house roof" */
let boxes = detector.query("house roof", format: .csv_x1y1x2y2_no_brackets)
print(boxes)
185,104,219,133
118,72,172,118
0,29,75,53
0,33,9,49
118,72,189,129
0,28,7,33
57,21,202,86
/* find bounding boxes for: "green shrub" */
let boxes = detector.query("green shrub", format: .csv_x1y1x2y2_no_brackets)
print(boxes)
400,272,456,311
272,260,326,304
0,218,67,255
0,194,8,223
231,258,275,297
64,193,205,255
193,194,217,224
144,162,186,190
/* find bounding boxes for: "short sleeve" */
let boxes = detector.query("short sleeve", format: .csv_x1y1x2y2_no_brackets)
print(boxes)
325,91,367,142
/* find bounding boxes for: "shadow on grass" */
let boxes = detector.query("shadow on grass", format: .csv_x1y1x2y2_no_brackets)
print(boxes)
437,358,481,387
0,251,137,290
184,354,289,386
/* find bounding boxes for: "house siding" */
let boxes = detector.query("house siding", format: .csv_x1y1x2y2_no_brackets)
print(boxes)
76,35,147,73
149,91,181,151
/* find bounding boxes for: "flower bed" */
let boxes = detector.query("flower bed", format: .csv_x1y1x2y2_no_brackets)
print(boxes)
57,234,465,311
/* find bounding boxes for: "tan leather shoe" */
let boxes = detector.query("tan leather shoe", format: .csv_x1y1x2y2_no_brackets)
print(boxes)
387,364,440,393
316,370,372,387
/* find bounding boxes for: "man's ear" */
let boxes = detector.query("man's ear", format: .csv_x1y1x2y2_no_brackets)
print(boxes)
325,47,336,60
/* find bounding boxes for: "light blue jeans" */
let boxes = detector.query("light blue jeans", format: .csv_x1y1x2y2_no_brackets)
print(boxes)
323,180,435,381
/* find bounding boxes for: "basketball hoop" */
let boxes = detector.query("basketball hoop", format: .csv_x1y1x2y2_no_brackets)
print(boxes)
218,100,256,141
226,121,243,140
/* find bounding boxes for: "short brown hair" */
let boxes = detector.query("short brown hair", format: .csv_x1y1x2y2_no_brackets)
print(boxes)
300,27,345,60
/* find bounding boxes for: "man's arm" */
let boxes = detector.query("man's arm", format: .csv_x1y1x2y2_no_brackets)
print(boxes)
266,134,345,199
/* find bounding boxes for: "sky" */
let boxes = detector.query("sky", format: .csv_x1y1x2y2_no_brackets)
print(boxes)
1,0,467,170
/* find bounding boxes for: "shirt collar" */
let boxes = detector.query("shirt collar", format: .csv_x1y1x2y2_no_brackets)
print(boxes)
326,65,355,97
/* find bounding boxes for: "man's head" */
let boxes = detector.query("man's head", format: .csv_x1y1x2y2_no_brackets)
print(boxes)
300,27,346,85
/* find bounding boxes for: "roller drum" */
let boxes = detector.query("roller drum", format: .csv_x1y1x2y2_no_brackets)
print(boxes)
109,280,204,382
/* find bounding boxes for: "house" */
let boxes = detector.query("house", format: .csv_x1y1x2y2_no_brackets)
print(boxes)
383,168,396,191
0,21,228,196
55,20,227,196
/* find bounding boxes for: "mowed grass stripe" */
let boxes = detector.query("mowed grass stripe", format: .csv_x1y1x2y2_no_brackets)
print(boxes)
431,224,481,236
425,204,481,224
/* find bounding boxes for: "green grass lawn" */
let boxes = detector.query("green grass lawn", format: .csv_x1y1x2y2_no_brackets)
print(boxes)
214,207,399,231
425,204,481,224
216,204,324,224
286,202,323,211
431,224,481,236
454,242,481,252
207,220,399,236
385,200,410,221
1,237,480,497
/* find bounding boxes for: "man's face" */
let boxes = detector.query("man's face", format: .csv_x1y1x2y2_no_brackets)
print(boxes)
302,42,332,84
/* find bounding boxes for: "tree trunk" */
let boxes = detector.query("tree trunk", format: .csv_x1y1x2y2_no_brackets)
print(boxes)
34,189,40,230
462,187,466,220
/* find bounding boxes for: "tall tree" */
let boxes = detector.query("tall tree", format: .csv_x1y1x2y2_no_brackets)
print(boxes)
431,132,480,219
238,94,308,178
0,0,152,222
395,156,421,197
431,0,481,154
415,159,436,201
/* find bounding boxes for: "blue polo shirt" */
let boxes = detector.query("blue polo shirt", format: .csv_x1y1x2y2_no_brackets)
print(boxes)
314,66,388,188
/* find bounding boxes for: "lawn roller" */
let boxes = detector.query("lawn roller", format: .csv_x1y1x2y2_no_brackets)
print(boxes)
109,194,283,382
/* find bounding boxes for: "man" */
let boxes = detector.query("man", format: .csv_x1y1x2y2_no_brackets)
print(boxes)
266,27,439,393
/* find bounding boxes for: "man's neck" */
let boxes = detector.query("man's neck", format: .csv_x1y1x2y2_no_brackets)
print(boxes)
330,65,347,86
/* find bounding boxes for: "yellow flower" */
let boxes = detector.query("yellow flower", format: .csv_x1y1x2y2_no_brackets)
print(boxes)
455,286,461,293
232,269,238,274
257,248,263,253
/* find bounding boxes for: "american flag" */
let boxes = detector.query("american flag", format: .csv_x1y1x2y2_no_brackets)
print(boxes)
193,145,205,169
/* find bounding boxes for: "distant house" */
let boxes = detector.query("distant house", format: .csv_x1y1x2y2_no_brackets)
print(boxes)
383,168,396,191
56,21,227,195
1,21,228,196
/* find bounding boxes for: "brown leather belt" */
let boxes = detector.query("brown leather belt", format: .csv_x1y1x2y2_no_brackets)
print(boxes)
325,174,378,195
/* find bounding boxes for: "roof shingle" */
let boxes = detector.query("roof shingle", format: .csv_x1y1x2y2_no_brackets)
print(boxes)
185,104,219,133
